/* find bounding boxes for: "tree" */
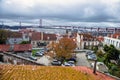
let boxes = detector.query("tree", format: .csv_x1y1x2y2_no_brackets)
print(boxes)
103,44,109,52
0,29,10,44
53,37,76,60
96,50,104,57
93,46,98,53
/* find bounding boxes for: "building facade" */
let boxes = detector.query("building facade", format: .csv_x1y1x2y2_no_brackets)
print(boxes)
76,33,99,49
104,37,120,49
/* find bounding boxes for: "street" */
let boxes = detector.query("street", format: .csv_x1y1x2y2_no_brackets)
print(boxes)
76,52,91,67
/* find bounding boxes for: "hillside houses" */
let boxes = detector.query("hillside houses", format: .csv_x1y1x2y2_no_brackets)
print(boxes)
31,32,57,48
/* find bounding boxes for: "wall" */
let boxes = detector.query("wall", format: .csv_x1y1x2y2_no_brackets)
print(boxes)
0,52,44,65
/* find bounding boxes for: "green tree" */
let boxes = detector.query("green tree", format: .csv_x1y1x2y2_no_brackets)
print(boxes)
93,46,98,53
0,29,10,44
103,44,109,52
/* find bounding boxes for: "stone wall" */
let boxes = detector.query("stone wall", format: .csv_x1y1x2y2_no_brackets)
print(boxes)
0,52,44,66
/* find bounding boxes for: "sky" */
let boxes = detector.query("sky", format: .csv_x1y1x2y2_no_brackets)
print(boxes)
0,0,120,27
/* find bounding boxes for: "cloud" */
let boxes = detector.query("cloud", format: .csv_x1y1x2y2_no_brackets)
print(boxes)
0,0,120,26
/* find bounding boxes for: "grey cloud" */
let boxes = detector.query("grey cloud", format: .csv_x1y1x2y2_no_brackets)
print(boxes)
0,0,120,26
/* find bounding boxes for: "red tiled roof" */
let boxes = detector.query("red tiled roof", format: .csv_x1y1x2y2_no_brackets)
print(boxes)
43,33,57,40
14,44,32,52
97,36,104,42
31,32,57,41
0,45,10,52
112,33,120,38
74,66,116,80
79,33,96,41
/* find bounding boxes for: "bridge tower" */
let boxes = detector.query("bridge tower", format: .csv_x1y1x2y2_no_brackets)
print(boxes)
19,21,21,27
39,19,42,27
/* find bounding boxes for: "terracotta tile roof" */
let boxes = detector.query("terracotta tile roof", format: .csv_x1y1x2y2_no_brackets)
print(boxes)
112,33,120,38
79,33,96,41
97,36,104,42
0,45,10,52
14,44,32,52
31,32,57,41
43,33,57,40
74,66,116,80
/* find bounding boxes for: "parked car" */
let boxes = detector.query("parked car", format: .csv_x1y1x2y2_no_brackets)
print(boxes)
35,52,44,56
62,61,75,66
29,56,37,61
87,53,97,60
67,61,75,66
51,60,61,66
67,58,76,62
62,62,71,66
86,52,92,56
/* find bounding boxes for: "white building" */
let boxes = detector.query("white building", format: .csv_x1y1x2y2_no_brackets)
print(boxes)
76,33,99,49
104,37,120,49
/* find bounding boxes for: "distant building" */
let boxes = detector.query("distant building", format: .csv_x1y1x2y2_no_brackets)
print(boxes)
31,32,57,48
76,33,99,49
104,33,120,49
19,29,35,41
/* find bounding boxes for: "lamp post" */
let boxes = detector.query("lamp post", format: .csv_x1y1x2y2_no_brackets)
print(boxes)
93,59,97,74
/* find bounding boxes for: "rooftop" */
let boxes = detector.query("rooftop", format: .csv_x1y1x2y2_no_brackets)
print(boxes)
31,32,57,41
0,45,10,52
0,65,116,80
14,44,32,52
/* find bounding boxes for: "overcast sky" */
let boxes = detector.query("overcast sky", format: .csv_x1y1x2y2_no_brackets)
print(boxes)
0,0,120,27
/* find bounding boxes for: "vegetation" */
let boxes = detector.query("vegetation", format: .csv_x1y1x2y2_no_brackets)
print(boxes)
32,49,40,56
0,29,10,44
53,37,76,60
103,44,120,78
20,41,30,44
92,46,98,53
0,65,98,80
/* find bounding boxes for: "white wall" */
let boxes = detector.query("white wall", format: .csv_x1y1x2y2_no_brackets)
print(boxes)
104,37,120,49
